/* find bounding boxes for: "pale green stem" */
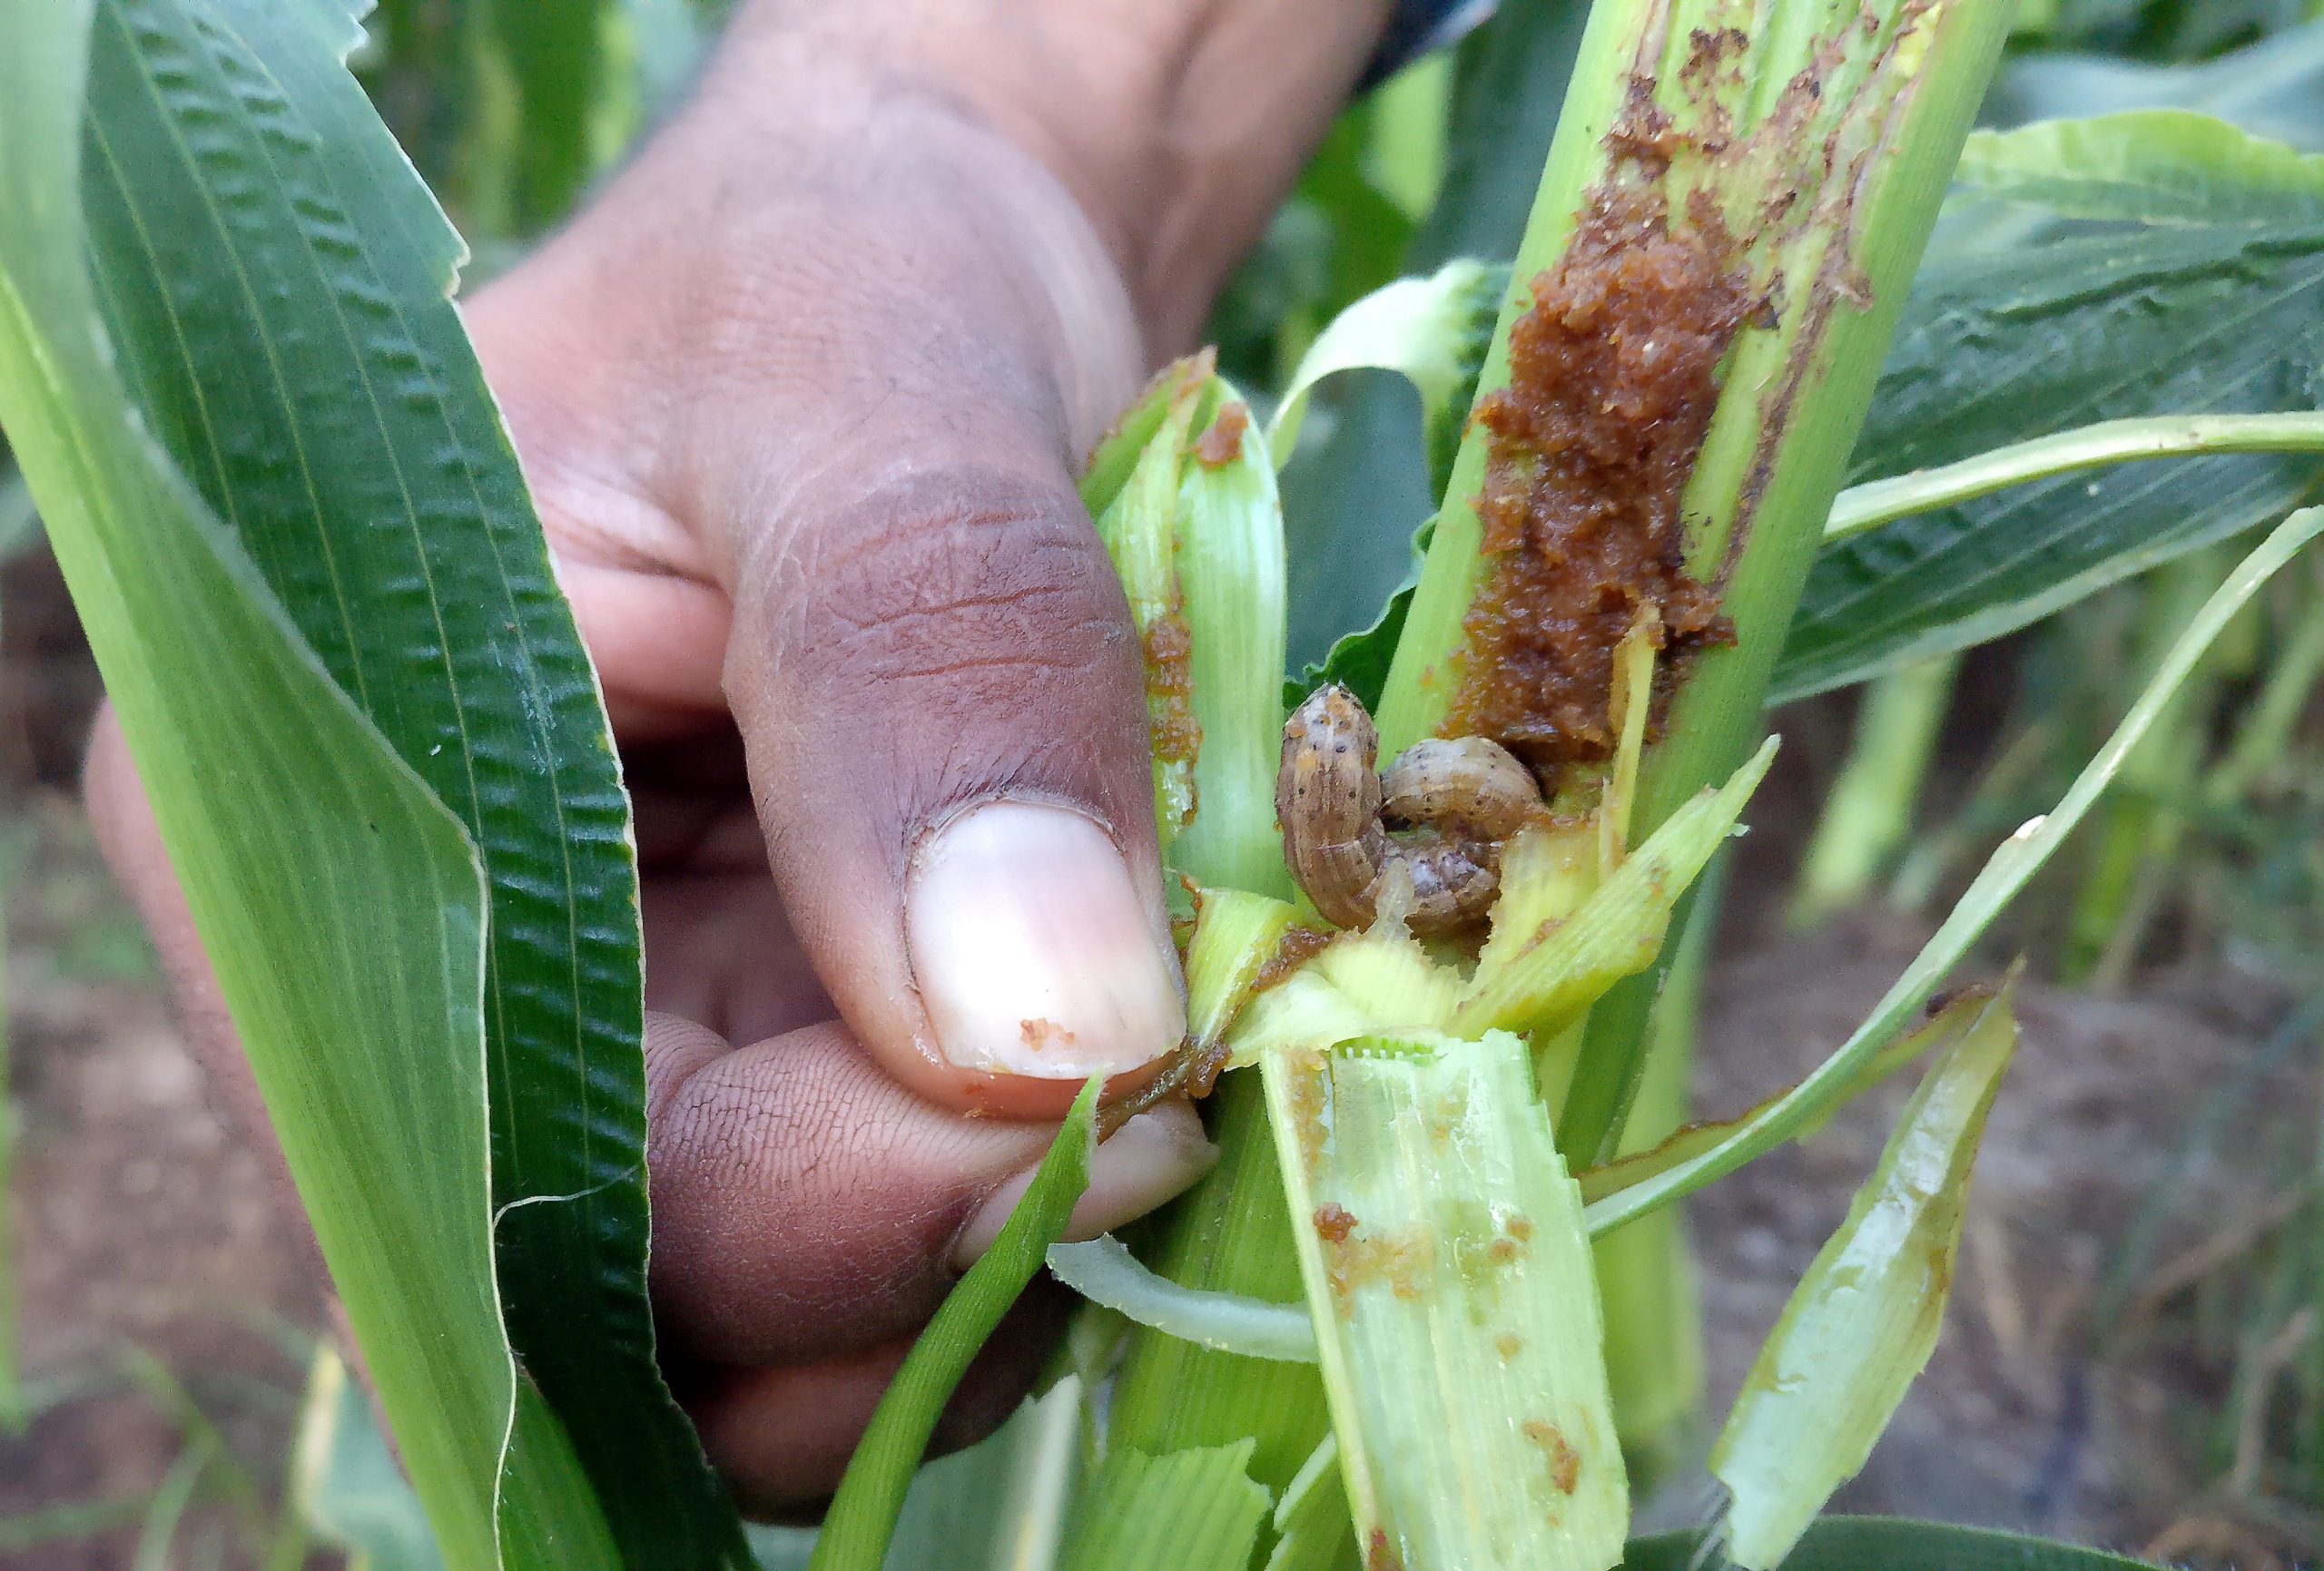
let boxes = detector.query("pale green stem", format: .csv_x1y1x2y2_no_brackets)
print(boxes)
1557,3,2020,1168
1825,413,2324,544
1106,1074,1330,1497
1788,656,1960,930
1594,859,1722,1484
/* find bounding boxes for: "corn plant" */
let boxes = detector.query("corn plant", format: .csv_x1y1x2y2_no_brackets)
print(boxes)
5,0,2324,1568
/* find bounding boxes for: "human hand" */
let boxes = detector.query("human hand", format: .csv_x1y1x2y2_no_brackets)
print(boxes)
86,0,1389,1510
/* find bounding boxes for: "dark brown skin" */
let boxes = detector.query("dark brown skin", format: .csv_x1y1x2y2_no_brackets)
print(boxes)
84,0,1391,1512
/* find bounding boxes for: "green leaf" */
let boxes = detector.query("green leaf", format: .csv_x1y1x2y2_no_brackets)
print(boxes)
1777,115,2324,701
1955,110,2324,223
1711,993,2019,1570
1576,986,2001,1212
1620,1517,2159,1571
812,1078,1101,1571
64,0,743,1560
0,3,543,1562
1059,1442,1272,1571
1824,412,2324,545
1264,1031,1629,1571
1258,1438,1354,1571
1588,509,2324,1238
291,1346,448,1571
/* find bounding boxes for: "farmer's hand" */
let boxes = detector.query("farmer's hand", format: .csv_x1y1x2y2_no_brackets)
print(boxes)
85,0,1392,1513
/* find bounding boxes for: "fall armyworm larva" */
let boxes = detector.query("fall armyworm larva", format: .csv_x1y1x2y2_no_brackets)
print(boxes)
1276,685,1542,938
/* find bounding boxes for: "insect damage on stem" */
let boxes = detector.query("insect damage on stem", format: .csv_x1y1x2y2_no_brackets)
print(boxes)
1276,684,1544,936
1446,82,1749,780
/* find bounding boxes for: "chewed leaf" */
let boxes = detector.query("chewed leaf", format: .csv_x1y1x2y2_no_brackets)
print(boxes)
1090,373,1206,849
1048,1237,1317,1364
1088,362,1290,890
1711,992,2020,1570
1185,889,1308,1053
1082,352,1214,520
1219,926,1463,1072
1264,1031,1628,1571
1175,395,1295,895
1059,1441,1272,1571
1266,260,1510,472
1452,738,1777,1038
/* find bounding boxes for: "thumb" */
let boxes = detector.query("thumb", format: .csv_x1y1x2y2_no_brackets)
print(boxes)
724,447,1184,1117
689,116,1180,1116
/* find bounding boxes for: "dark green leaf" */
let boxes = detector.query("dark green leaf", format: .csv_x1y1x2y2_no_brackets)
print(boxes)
2,4,528,1559
72,0,742,1560
1621,1517,2156,1570
1284,546,1417,712
1776,195,2324,701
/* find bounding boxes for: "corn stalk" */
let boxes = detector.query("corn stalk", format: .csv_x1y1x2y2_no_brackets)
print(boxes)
1375,0,2018,1167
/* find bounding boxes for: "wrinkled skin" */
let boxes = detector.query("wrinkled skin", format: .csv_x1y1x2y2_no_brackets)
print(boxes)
84,0,1388,1512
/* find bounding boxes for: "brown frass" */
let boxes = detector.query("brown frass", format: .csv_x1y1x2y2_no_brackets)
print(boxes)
1193,398,1250,469
1252,924,1334,995
1142,606,1200,766
1445,167,1743,774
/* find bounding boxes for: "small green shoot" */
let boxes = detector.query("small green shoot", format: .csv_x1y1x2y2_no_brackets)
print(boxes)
811,1078,1100,1571
1712,989,2020,1570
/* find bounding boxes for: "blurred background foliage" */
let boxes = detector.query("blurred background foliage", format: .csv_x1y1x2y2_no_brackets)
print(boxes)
7,0,2324,1565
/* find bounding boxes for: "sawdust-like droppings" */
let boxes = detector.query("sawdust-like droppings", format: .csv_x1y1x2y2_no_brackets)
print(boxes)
1447,91,1745,776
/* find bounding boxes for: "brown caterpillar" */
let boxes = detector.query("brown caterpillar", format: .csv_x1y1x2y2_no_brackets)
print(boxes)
1276,684,1543,937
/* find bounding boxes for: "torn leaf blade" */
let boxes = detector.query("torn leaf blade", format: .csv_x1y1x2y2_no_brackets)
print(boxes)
1265,1031,1628,1571
1711,994,2021,1570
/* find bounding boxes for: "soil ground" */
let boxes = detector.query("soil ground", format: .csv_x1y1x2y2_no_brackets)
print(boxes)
3,545,2318,1568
